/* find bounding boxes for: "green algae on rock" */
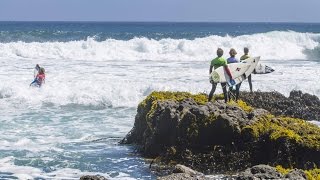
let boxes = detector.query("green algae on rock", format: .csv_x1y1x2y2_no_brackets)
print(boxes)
121,91,320,173
139,91,208,107
243,116,320,149
275,165,320,180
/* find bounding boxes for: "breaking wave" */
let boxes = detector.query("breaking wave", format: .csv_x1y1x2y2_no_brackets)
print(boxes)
0,31,319,61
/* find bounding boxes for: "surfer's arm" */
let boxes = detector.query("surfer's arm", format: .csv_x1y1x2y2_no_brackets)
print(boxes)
209,65,213,74
224,65,233,79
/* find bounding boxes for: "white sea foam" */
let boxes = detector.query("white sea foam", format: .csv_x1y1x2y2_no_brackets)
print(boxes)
0,30,319,180
0,51,319,109
0,31,319,61
0,156,138,180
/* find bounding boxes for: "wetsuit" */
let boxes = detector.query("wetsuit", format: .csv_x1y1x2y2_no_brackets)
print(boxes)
209,57,229,102
30,73,45,87
240,54,253,92
227,57,240,101
227,57,239,64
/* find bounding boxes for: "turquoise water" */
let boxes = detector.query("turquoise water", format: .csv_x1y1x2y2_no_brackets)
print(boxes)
0,22,320,179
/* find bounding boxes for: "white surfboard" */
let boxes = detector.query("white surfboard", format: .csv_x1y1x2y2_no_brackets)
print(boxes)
210,56,258,84
231,56,260,86
210,63,251,83
253,63,275,74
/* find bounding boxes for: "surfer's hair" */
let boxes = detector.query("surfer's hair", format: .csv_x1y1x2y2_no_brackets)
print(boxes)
217,48,223,57
39,67,45,74
229,48,237,56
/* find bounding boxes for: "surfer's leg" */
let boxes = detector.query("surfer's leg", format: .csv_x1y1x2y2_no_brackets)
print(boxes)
208,83,217,102
30,79,39,87
221,83,228,103
235,84,240,101
248,74,253,92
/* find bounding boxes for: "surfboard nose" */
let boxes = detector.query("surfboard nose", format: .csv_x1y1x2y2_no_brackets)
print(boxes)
266,65,275,73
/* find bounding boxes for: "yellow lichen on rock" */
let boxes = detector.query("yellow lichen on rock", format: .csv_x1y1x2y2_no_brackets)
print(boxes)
276,165,320,180
228,100,253,112
305,168,320,180
243,115,320,150
139,91,208,108
275,165,291,175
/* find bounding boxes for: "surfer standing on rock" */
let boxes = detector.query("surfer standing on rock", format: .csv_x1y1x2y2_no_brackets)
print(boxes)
208,48,233,103
240,47,253,92
227,48,241,101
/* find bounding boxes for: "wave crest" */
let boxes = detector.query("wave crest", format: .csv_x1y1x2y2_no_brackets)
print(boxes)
0,31,319,61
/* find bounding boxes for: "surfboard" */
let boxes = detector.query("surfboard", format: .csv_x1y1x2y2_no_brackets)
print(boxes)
210,56,259,85
253,63,275,74
210,62,251,84
231,56,260,86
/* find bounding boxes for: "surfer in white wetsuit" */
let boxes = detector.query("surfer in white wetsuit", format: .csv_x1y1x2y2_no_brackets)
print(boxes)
240,47,253,92
208,48,233,103
227,48,241,101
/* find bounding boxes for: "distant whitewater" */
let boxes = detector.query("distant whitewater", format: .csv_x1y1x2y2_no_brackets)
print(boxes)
0,31,320,61
0,22,319,179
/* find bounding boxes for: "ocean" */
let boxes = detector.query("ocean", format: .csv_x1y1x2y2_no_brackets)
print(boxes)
0,22,320,179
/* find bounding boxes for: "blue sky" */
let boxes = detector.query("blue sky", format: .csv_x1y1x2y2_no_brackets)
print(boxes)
0,0,319,22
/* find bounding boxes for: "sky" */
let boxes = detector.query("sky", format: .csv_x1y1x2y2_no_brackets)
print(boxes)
0,0,320,22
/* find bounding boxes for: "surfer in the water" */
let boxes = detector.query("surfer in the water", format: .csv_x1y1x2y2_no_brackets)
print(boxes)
208,48,233,103
240,47,253,92
227,48,241,101
30,67,45,87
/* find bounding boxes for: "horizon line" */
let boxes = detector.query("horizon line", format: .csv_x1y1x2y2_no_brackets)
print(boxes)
0,20,320,24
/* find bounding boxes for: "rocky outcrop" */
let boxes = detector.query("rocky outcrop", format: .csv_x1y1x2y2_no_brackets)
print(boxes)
157,164,207,180
80,175,108,180
157,164,309,180
285,169,307,180
237,165,307,180
121,91,320,175
157,173,205,180
240,90,320,121
237,165,283,179
173,164,203,176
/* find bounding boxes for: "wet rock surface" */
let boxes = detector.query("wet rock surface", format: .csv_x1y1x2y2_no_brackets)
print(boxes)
80,175,108,180
121,91,320,177
237,164,283,179
285,169,307,180
157,173,205,180
157,164,207,180
236,165,307,180
240,90,320,121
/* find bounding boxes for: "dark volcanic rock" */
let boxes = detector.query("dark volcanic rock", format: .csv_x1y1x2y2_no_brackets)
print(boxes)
80,175,108,180
157,173,205,180
121,91,320,174
240,90,320,121
236,165,308,180
157,164,210,180
122,96,257,158
237,165,283,179
285,169,307,179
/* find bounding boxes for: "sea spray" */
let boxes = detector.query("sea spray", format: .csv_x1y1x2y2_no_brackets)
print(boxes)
0,31,319,61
